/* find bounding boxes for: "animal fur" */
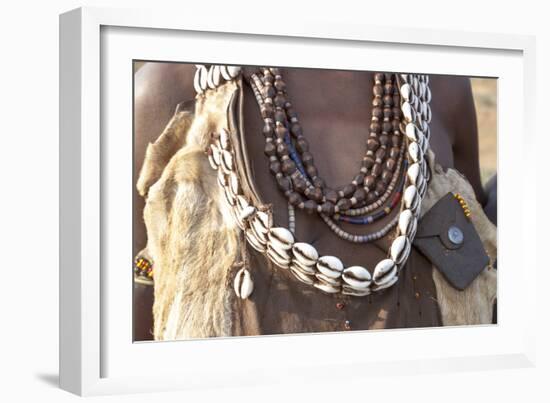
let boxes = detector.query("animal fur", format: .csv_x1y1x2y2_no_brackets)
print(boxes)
137,81,497,339
138,83,241,339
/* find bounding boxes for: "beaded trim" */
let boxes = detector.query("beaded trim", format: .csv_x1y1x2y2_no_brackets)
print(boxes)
202,67,433,297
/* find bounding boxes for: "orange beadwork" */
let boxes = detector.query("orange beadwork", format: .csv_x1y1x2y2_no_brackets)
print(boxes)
453,193,472,219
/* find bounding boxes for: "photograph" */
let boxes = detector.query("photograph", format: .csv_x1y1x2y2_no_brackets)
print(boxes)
132,62,498,341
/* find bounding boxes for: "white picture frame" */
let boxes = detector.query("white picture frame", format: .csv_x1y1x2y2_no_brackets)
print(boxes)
60,6,537,396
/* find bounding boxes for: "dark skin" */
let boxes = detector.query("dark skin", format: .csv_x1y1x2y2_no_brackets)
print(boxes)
133,63,489,340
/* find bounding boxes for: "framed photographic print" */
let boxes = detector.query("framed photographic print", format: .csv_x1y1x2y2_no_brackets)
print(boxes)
60,6,536,396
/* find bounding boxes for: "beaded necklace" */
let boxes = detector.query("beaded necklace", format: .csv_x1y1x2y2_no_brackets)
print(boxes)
197,65,432,298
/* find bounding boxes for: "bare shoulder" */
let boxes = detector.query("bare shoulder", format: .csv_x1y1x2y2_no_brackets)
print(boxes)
134,63,197,149
428,75,474,144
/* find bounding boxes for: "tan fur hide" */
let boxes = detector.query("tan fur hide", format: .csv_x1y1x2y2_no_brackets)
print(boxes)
138,83,241,339
137,81,497,339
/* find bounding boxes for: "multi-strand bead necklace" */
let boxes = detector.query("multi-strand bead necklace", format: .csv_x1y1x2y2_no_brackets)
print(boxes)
247,68,408,242
196,64,432,298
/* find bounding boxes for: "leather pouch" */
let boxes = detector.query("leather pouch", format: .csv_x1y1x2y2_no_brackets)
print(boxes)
413,192,489,290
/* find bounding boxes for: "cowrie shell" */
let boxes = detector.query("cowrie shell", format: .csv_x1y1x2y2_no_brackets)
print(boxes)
313,282,340,294
404,185,420,211
402,102,414,123
342,266,372,290
245,230,266,252
373,259,397,286
227,66,241,78
234,268,253,299
398,209,416,236
290,266,315,285
400,83,411,101
315,272,341,287
220,65,231,81
221,150,234,174
371,275,398,292
290,261,316,275
219,128,230,150
292,242,319,267
342,285,371,297
390,235,411,265
268,227,294,251
194,66,205,94
207,66,216,89
408,142,421,163
239,205,256,222
266,247,291,269
212,65,221,86
316,256,344,279
199,65,208,90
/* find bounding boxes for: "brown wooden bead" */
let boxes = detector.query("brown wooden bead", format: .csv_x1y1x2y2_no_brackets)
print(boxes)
383,95,393,107
337,198,352,211
275,125,287,139
293,177,307,192
390,146,400,159
301,151,314,166
340,184,356,198
381,170,393,184
392,107,402,118
353,174,365,185
276,142,289,156
296,136,309,153
281,159,296,174
373,84,383,96
263,124,273,137
305,186,324,203
312,176,325,189
290,123,302,137
277,176,292,192
263,73,274,84
376,180,387,194
367,138,380,151
306,165,318,178
288,192,302,206
364,175,376,188
321,202,335,215
379,134,389,146
384,73,393,81
274,109,286,123
262,85,275,98
382,121,392,134
391,135,400,147
372,98,383,107
375,147,386,160
269,161,281,175
353,187,366,203
372,107,383,119
372,163,383,177
366,192,377,203
385,158,396,172
374,73,385,82
261,104,273,118
274,94,286,108
384,83,393,95
363,156,375,169
383,108,392,119
325,189,339,204
274,79,286,92
370,122,381,133
304,200,318,214
264,142,276,156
